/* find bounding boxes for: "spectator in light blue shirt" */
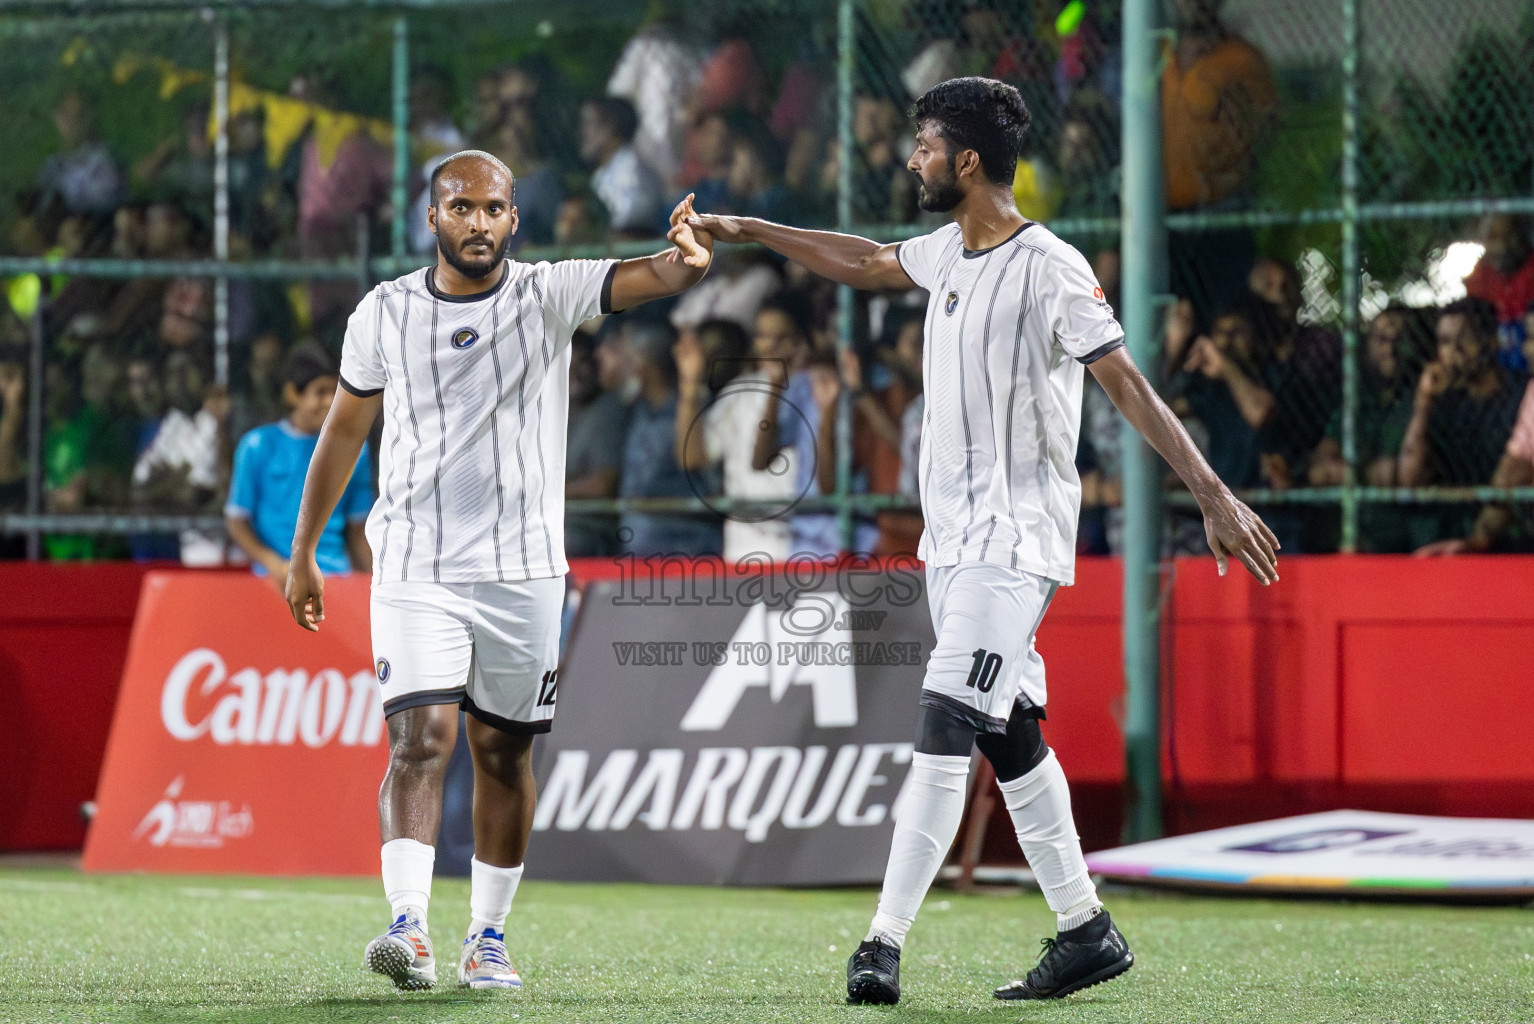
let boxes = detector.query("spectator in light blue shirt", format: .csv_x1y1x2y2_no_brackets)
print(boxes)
225,343,373,590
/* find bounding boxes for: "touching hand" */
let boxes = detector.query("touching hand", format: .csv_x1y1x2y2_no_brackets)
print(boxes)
1202,490,1280,585
684,210,749,245
666,194,713,269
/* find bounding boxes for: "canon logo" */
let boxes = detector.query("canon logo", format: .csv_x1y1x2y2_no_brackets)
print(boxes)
160,648,386,748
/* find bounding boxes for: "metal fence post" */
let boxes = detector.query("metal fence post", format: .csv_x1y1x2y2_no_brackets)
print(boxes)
834,0,856,550
212,13,230,387
1120,0,1166,843
1339,0,1361,552
391,15,410,261
24,308,43,560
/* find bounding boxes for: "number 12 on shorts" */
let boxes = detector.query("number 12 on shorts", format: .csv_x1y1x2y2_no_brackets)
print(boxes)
965,649,1003,693
537,669,559,707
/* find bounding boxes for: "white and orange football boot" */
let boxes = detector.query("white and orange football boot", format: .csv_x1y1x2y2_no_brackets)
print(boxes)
363,908,436,991
459,926,523,990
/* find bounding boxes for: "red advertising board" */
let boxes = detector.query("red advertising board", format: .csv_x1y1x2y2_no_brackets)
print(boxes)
82,572,386,875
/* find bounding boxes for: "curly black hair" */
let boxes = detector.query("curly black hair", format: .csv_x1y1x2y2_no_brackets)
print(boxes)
910,77,1032,186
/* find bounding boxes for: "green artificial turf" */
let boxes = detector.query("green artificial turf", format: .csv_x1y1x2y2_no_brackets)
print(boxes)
0,867,1529,1023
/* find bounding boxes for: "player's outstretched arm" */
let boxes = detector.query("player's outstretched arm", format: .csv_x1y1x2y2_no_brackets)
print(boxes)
685,213,915,292
285,388,381,630
1089,347,1281,585
609,194,715,310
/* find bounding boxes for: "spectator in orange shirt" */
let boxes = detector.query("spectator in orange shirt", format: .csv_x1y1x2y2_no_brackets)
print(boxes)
1162,0,1278,327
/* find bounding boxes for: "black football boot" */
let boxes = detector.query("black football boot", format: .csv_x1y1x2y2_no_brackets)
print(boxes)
846,937,901,1005
993,910,1133,1000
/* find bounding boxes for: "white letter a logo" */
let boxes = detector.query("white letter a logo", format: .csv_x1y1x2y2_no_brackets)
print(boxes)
680,600,858,731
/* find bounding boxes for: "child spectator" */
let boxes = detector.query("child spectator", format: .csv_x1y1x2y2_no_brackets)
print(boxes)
132,345,230,566
225,344,373,591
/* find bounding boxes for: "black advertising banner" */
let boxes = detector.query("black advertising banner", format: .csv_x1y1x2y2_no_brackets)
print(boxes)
527,561,935,885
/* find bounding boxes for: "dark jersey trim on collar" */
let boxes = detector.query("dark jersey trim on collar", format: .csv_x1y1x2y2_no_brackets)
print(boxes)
424,261,511,303
962,221,1035,259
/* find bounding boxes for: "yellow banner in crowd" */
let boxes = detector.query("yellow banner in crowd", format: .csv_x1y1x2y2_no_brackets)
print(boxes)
103,50,395,171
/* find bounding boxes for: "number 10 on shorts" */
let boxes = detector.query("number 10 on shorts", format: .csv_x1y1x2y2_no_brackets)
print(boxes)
965,649,1003,693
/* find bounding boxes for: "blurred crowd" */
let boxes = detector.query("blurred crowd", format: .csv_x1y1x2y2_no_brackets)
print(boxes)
1,0,1531,563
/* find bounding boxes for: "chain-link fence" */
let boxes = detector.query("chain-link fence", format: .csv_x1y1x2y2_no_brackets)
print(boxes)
1,0,1532,560
849,0,1534,554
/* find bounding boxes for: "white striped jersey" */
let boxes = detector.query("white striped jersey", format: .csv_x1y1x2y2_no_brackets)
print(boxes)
896,222,1123,585
339,258,617,584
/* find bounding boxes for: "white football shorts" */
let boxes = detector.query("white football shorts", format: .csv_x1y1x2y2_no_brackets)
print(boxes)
920,562,1059,733
370,577,565,733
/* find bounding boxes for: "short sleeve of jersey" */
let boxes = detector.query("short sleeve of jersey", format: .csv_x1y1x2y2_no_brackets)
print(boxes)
1036,244,1126,364
224,428,265,518
339,289,386,395
341,440,375,523
895,225,958,291
540,258,620,337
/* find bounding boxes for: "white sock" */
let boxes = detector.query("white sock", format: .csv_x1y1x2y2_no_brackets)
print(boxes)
381,838,435,928
468,857,524,935
864,752,971,949
996,749,1102,932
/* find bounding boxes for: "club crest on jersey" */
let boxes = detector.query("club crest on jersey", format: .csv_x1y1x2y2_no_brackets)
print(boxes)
944,291,960,316
376,658,391,682
451,328,478,350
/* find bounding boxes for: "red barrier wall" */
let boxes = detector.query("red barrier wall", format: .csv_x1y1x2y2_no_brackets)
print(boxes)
6,557,1532,853
1,563,165,851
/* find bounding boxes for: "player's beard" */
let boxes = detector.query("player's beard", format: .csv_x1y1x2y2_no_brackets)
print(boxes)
438,230,514,280
914,160,962,213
